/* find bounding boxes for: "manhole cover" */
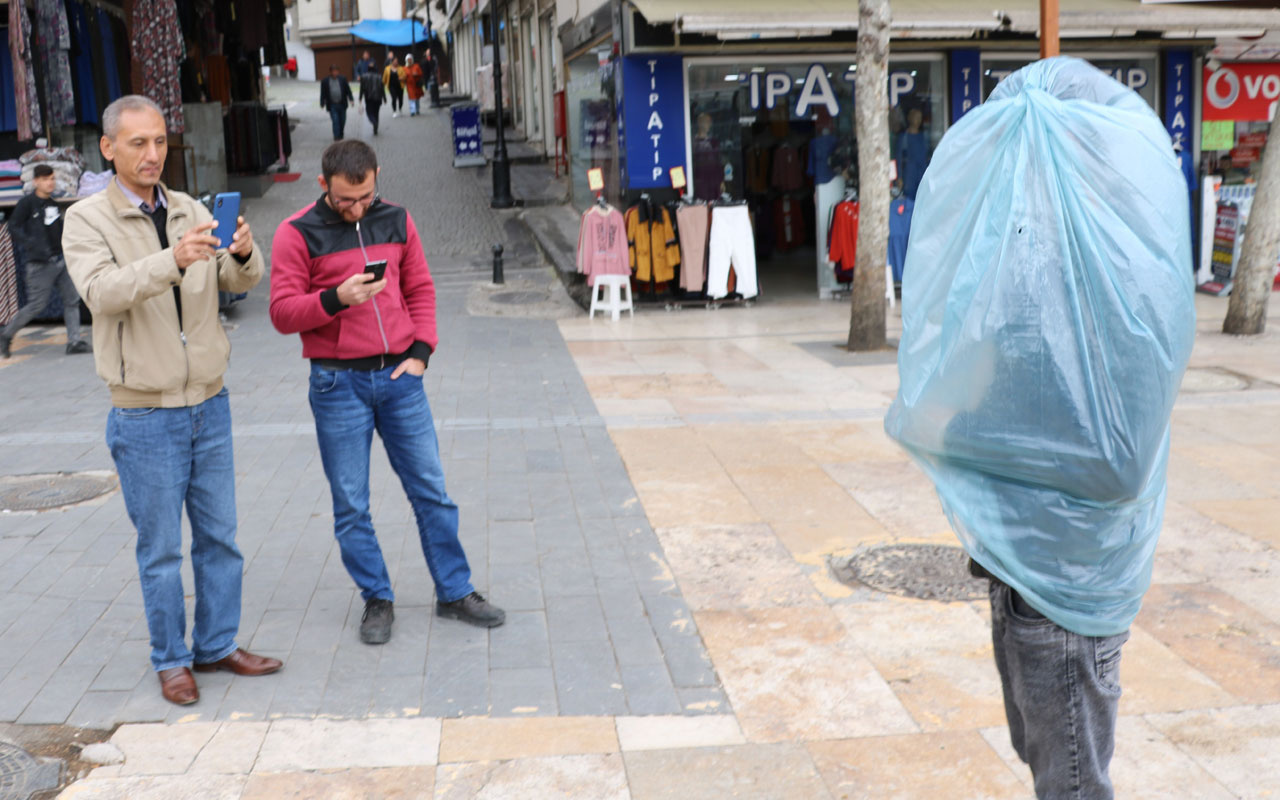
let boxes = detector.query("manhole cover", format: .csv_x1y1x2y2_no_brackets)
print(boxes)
1180,367,1249,393
833,544,988,601
0,741,62,800
490,290,546,305
0,473,118,512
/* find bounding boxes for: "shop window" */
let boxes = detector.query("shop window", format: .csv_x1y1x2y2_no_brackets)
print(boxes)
686,58,944,296
332,0,359,23
566,42,619,212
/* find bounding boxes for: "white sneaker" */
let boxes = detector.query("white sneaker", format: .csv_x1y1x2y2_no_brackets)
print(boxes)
393,111,399,118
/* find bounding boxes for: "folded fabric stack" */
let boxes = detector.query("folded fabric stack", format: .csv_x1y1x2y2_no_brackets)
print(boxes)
0,160,24,205
78,170,114,197
20,147,85,198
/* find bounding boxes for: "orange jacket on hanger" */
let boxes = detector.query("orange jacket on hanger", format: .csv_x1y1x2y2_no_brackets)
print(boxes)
625,203,680,283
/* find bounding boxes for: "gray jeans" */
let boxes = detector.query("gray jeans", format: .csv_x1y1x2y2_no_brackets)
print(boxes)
989,581,1129,800
1,256,82,342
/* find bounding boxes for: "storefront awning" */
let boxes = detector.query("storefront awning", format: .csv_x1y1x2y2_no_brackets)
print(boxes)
346,19,432,46
628,0,1280,39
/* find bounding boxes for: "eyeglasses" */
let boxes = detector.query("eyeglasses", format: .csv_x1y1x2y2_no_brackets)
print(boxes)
328,189,379,210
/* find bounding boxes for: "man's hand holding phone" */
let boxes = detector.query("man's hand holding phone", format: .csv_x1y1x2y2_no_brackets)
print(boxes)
336,269,387,306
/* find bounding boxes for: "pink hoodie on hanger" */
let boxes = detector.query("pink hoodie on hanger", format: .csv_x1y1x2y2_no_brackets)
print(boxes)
576,206,630,286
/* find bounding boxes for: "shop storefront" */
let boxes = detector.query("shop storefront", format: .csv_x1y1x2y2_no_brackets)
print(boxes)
1197,60,1280,289
565,39,621,212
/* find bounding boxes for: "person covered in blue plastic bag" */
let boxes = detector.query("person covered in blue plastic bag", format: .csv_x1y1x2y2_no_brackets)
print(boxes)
884,57,1195,799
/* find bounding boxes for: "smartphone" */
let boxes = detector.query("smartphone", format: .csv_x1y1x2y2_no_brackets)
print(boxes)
211,192,241,248
365,259,387,281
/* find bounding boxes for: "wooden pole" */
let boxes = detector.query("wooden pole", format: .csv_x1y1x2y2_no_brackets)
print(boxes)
1040,0,1060,58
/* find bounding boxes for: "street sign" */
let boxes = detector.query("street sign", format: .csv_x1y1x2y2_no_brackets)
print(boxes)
450,103,486,168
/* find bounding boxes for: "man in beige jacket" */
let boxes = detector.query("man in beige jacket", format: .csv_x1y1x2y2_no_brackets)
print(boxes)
64,95,282,706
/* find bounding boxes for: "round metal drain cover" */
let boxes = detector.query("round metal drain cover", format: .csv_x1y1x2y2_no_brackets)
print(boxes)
834,544,988,602
0,473,118,512
0,741,62,800
490,290,546,305
1180,368,1248,393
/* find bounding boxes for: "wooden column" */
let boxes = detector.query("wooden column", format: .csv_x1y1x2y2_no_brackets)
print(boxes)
1040,0,1060,58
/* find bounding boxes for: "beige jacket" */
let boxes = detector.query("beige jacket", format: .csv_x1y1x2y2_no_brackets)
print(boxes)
64,179,264,408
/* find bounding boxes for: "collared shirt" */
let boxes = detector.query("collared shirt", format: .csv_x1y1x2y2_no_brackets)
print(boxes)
117,181,167,214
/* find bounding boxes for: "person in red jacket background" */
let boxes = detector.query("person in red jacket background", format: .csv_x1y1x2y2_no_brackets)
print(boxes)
269,140,504,646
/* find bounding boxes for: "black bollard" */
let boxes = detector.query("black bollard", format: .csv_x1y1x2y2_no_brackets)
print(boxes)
492,244,505,285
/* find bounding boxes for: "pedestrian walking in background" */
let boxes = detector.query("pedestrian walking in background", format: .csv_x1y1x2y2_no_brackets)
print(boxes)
384,56,405,118
320,64,355,141
354,50,374,79
62,95,281,707
0,164,90,358
885,58,1196,800
269,140,505,646
360,68,386,136
404,55,424,117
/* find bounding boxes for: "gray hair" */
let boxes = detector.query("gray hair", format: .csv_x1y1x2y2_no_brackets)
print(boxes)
102,95,164,139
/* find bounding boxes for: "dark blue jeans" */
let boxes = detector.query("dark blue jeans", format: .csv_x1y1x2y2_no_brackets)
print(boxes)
308,364,473,604
990,581,1130,800
329,105,347,140
106,389,243,672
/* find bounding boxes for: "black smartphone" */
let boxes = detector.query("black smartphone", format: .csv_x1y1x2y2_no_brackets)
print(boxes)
365,260,387,281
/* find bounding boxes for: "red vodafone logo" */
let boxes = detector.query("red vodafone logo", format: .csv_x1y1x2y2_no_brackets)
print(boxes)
1203,64,1280,122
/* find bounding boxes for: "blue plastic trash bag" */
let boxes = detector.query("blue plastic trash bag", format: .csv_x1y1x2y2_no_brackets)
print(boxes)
883,57,1196,637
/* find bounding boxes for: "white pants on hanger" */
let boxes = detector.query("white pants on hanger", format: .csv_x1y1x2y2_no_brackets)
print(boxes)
706,205,758,299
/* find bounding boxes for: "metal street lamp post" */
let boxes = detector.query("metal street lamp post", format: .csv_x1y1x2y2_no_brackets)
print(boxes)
489,0,514,208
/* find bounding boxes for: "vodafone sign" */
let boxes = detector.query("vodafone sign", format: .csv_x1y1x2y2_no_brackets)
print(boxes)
1203,63,1280,122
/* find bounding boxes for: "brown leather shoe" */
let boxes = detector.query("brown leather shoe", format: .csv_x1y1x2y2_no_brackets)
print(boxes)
193,648,282,676
158,667,199,705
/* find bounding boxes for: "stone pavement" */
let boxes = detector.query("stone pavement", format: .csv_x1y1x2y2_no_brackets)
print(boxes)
5,78,1280,798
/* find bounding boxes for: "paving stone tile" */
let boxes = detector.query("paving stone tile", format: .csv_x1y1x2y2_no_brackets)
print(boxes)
66,690,131,730
616,714,746,751
56,774,247,799
551,640,627,716
113,722,222,775
488,667,559,716
618,663,682,716
256,718,441,771
434,755,626,800
438,716,618,762
487,561,544,611
189,721,269,774
241,766,435,799
624,743,832,800
488,610,551,670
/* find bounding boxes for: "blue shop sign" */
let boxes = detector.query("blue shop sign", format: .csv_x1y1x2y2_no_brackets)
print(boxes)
620,54,687,189
450,103,485,168
950,50,981,123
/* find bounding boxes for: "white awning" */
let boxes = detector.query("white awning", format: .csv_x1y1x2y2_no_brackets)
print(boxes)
628,0,1280,39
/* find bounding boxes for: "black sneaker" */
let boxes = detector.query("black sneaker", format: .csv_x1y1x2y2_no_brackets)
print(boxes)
436,592,505,628
0,335,10,359
66,340,92,355
360,598,394,644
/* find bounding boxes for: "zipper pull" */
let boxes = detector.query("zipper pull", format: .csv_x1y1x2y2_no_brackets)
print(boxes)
180,332,188,346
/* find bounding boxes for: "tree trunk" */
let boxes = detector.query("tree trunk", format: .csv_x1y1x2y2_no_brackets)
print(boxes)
847,0,891,352
1224,128,1280,335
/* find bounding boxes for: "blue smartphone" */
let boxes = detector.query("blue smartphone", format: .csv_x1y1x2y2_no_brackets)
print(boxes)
211,192,241,249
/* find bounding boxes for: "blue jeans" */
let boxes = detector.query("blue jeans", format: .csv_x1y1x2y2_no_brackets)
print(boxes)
329,105,347,140
989,581,1129,800
106,389,242,672
308,364,473,604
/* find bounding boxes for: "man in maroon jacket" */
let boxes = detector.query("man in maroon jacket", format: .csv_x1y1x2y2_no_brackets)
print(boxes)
270,140,504,645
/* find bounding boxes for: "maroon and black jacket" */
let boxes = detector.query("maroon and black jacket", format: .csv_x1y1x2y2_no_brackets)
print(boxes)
269,196,437,363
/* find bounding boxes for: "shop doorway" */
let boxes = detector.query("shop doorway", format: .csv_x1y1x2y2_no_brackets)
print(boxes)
685,57,945,299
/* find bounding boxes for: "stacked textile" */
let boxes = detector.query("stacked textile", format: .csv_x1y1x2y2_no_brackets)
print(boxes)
77,170,113,197
19,146,83,197
0,160,24,205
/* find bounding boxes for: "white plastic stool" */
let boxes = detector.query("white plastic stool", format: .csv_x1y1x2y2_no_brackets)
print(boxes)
589,274,634,321
885,263,896,309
